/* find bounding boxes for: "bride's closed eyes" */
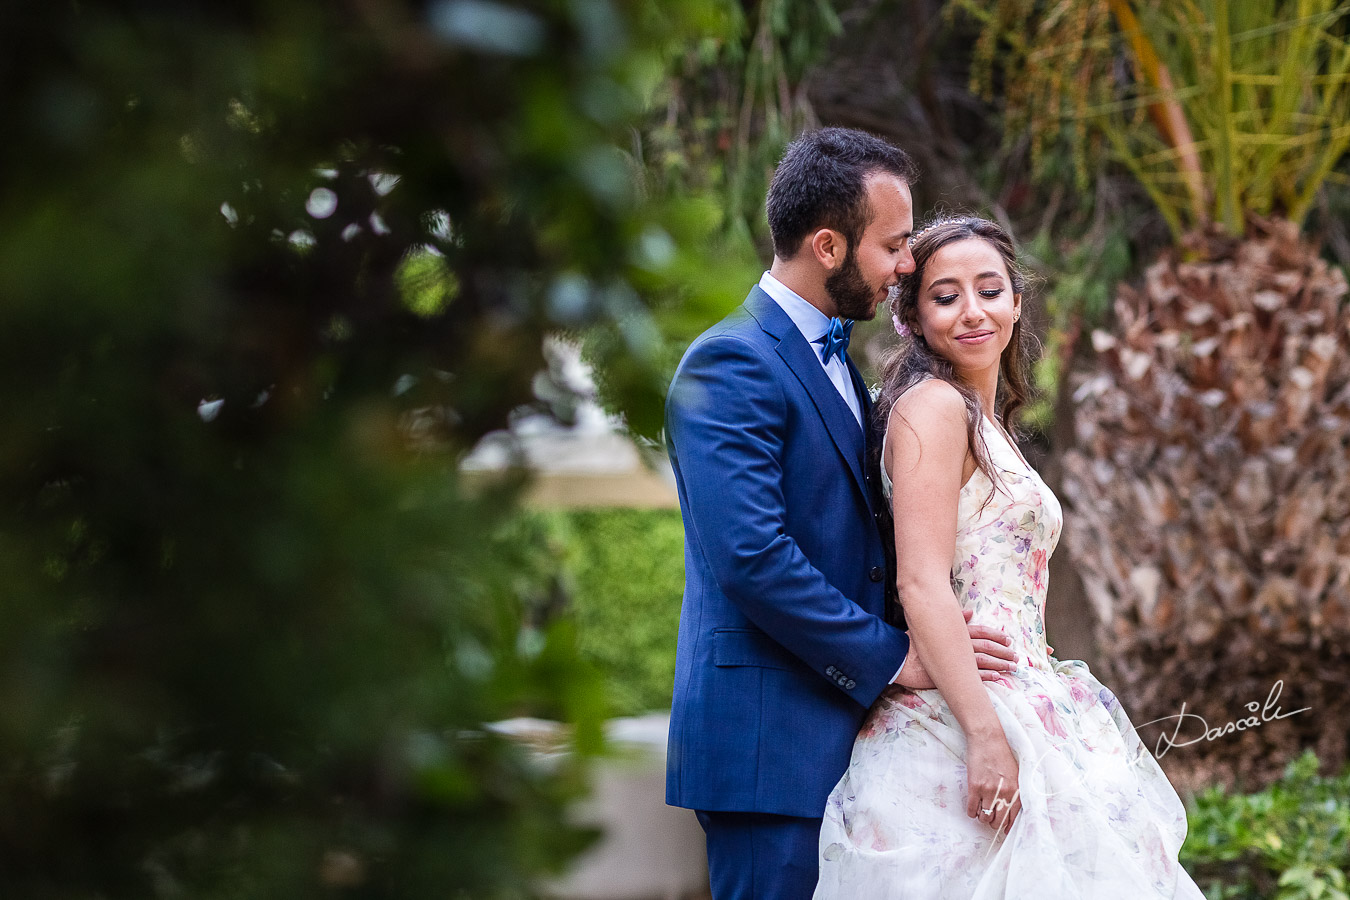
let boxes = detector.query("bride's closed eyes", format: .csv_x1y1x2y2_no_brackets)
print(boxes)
933,287,1005,305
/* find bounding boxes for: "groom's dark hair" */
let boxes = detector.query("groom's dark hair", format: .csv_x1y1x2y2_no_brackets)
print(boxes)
766,128,918,261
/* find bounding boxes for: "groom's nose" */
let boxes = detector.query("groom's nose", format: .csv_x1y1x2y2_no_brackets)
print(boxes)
895,246,915,275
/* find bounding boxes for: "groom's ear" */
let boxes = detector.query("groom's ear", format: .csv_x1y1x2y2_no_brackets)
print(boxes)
810,228,846,271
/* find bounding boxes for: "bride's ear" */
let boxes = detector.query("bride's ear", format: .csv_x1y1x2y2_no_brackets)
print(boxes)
1012,292,1022,324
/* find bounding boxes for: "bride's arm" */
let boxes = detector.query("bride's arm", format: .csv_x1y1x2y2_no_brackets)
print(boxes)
886,379,1021,829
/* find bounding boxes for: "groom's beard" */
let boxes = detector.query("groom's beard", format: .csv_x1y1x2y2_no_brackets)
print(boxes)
825,246,880,321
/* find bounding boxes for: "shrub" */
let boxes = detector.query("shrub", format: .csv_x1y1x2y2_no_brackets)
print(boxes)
1184,750,1350,900
546,509,686,718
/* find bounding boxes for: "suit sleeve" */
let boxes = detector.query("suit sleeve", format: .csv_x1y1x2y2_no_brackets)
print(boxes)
666,334,910,706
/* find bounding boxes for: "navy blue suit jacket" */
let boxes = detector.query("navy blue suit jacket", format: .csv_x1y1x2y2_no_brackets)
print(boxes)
664,286,910,818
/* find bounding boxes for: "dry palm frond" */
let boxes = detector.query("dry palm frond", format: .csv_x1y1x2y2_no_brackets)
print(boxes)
1063,216,1350,790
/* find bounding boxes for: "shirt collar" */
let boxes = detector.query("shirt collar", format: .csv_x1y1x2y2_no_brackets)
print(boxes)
758,271,833,344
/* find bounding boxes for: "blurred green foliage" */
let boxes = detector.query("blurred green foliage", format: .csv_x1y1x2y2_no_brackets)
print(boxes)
588,0,847,436
1184,751,1350,900
545,509,685,717
1021,223,1132,430
640,0,843,250
953,0,1350,239
0,0,744,895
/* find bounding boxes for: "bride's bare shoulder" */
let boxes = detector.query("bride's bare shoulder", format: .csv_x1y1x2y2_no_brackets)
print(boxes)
889,377,967,437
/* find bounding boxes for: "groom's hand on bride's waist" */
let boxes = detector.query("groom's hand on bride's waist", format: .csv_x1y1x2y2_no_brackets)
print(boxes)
891,610,1017,690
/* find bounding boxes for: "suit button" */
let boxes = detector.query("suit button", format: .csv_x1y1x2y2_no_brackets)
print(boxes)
826,665,837,677
869,566,883,583
845,679,857,690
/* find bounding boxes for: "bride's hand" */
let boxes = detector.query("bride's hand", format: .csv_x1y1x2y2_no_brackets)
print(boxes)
965,733,1021,834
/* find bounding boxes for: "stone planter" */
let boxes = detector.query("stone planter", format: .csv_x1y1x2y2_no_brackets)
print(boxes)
490,713,708,900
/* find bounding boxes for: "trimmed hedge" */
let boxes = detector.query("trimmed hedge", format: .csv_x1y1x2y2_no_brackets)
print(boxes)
547,508,686,717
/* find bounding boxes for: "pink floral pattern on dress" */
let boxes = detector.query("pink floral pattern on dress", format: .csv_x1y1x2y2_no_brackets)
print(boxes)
815,416,1205,899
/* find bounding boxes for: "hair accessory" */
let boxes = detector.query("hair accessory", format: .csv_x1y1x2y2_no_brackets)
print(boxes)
912,215,975,243
892,314,910,337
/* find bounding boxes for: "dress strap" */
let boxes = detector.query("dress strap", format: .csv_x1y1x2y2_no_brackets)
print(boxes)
879,417,894,499
983,415,1033,473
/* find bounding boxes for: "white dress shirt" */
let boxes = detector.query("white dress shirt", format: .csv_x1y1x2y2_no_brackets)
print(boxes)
758,272,863,429
758,272,906,682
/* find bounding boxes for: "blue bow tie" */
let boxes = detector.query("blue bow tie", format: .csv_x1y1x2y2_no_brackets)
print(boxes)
816,317,854,365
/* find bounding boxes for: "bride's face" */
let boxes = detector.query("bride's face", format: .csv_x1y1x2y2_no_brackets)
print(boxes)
912,237,1021,381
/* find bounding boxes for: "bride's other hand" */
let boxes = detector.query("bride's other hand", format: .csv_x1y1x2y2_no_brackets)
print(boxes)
966,733,1021,833
894,610,1016,690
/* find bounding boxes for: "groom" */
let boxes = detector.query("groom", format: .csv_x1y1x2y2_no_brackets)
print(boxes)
664,128,1017,899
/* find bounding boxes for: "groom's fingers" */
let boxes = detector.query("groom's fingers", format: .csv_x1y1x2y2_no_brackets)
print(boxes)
966,623,1012,646
972,640,1017,667
964,615,1017,671
975,653,1017,674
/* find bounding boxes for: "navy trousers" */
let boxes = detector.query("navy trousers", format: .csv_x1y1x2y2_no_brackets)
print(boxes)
696,810,822,900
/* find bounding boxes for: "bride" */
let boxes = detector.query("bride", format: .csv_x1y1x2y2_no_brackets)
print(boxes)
814,216,1205,898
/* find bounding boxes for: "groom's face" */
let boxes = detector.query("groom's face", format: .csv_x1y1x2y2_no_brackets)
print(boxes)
826,173,915,321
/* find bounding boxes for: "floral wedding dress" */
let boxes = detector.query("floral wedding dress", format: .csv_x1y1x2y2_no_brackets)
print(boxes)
814,413,1206,899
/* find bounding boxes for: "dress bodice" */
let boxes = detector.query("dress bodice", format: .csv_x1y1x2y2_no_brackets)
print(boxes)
882,408,1063,667
951,417,1062,665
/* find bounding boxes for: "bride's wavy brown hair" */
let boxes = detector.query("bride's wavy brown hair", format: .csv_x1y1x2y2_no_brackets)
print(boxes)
875,216,1035,488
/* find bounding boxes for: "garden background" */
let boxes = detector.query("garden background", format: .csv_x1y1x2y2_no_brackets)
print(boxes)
3,1,1349,898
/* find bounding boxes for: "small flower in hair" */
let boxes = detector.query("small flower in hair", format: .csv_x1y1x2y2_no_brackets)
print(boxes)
892,314,910,337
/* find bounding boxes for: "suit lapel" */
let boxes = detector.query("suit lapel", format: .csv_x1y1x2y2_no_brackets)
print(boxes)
744,288,871,509
847,356,880,518
847,356,872,439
